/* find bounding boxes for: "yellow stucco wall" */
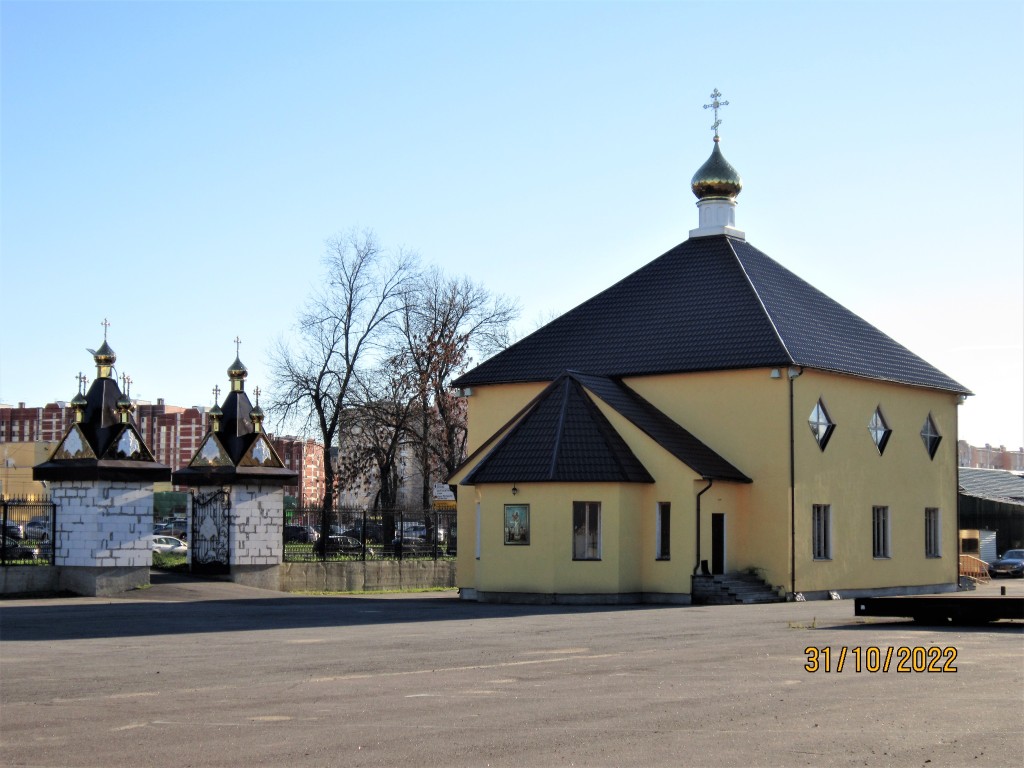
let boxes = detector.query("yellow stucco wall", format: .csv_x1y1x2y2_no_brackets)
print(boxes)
455,366,961,598
790,370,960,592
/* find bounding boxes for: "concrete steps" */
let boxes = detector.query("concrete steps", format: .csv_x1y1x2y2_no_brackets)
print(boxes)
692,572,784,605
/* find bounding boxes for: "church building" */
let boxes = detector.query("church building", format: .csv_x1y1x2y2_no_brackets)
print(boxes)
448,93,970,604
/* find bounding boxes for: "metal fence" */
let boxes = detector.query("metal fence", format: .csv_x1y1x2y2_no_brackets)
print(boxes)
283,506,457,562
1,496,56,566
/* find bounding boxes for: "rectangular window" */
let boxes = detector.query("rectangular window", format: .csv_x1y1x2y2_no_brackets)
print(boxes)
812,504,831,560
872,506,891,559
925,508,941,558
656,502,670,560
573,501,601,560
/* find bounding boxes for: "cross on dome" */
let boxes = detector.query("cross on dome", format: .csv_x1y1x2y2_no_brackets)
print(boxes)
703,89,730,140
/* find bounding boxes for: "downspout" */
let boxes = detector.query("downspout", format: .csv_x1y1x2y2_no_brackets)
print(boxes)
954,395,963,587
789,373,797,596
693,478,714,576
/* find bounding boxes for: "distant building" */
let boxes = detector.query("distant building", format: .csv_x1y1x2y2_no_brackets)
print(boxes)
1,400,324,504
271,435,326,507
958,441,1024,472
958,467,1024,554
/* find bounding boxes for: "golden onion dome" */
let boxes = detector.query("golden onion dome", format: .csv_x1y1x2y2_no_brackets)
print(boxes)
691,139,743,200
92,341,116,366
227,356,248,381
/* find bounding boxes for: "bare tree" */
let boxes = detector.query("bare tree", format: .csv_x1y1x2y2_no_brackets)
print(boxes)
400,269,519,510
270,230,417,549
335,356,419,513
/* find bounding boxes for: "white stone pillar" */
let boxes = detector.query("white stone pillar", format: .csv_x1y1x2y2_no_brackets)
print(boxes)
227,481,284,589
50,479,154,595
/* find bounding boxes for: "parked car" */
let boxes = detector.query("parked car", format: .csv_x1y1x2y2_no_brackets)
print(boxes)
150,535,188,555
326,535,378,557
24,516,51,541
402,523,445,543
340,523,385,544
283,524,320,543
391,536,433,556
4,521,25,540
155,519,188,538
988,549,1024,578
2,536,39,561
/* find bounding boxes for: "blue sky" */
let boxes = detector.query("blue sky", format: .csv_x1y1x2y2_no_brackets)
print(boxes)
2,0,1021,448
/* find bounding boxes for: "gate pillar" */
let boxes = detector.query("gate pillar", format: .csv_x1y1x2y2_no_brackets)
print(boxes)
34,337,170,596
174,354,296,589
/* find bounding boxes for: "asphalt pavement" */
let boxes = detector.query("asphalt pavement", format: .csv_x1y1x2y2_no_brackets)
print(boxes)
1,575,1021,767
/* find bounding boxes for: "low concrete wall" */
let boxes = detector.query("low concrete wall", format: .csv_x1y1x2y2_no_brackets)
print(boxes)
0,565,150,597
230,564,281,591
280,560,456,593
0,566,60,596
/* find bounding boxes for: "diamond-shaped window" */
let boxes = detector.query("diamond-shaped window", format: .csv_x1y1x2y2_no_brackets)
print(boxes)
868,406,892,455
808,399,835,451
921,413,942,460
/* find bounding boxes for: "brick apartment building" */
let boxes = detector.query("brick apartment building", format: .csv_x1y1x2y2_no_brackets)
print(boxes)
0,399,325,504
957,440,1024,472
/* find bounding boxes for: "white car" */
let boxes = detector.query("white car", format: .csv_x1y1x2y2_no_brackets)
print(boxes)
150,535,187,555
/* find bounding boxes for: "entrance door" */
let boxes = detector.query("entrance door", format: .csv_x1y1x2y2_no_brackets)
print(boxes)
190,489,230,575
711,513,725,575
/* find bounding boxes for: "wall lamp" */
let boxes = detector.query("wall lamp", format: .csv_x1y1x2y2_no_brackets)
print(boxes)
511,484,518,496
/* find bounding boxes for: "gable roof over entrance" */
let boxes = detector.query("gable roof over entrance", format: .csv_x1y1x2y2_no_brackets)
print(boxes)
459,372,748,486
453,235,969,395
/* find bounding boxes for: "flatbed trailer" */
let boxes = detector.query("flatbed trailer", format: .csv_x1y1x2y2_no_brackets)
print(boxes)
855,595,1024,624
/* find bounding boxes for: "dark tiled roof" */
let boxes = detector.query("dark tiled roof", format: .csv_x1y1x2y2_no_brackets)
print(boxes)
454,235,969,395
959,467,1024,503
572,372,750,482
462,375,654,485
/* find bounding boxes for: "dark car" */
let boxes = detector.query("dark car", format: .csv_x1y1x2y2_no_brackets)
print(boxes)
988,549,1024,578
340,523,385,545
4,521,25,540
326,535,378,558
283,525,319,543
391,536,432,557
2,536,39,561
155,519,188,539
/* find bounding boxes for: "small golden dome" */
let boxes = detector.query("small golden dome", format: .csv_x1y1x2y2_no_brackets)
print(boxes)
227,356,248,381
93,341,116,364
691,139,743,200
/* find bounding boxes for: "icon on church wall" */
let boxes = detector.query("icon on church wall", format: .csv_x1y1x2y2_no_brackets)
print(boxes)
504,504,530,545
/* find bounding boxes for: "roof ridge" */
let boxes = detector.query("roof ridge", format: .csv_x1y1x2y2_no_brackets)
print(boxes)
548,377,572,479
727,237,795,366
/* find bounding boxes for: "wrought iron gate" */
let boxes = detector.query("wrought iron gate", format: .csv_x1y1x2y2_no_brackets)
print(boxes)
190,489,230,574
